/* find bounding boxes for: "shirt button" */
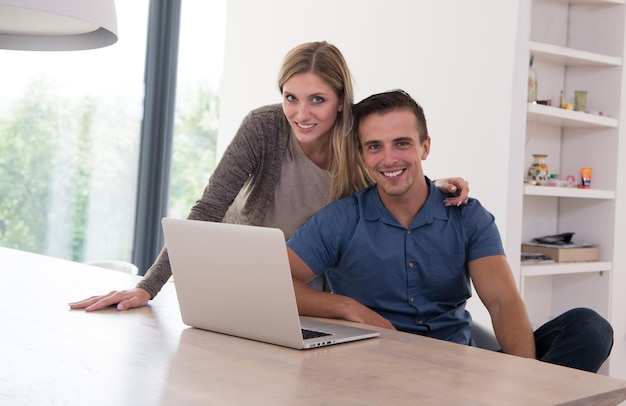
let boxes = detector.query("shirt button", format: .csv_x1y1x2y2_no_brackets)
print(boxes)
410,297,415,303
408,262,414,268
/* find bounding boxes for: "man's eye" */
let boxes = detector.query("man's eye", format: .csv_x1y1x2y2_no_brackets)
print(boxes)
368,145,381,151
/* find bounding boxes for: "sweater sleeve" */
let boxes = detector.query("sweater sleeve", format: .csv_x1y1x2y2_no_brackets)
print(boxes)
136,105,287,299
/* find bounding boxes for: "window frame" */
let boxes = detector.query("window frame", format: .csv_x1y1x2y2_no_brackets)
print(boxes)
132,0,182,274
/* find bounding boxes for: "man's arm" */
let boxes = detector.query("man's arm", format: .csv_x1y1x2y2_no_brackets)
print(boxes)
469,255,535,358
288,247,395,330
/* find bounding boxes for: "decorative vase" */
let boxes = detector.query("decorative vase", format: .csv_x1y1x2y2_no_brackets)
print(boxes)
527,154,550,184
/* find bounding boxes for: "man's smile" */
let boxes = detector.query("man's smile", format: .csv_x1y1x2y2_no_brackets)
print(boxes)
381,168,405,178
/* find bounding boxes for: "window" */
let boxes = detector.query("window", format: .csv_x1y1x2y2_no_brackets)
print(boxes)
0,0,226,267
168,0,226,218
0,2,149,262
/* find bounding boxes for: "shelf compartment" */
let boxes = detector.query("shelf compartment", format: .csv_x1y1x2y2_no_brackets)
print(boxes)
527,103,618,128
521,261,611,277
524,184,615,198
529,41,622,66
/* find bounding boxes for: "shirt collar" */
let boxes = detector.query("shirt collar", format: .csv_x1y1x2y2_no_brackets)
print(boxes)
362,177,449,228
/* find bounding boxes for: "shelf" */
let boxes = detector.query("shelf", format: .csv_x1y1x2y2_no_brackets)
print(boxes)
523,0,625,378
521,261,611,277
524,184,615,199
527,103,618,128
545,0,624,4
529,41,622,67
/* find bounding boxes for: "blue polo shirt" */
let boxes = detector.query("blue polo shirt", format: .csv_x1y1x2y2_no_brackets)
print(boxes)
287,178,505,345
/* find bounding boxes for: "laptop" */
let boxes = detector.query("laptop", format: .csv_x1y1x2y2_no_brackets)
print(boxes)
161,218,380,349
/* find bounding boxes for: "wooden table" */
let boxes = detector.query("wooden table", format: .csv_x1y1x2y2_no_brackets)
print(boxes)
2,247,626,405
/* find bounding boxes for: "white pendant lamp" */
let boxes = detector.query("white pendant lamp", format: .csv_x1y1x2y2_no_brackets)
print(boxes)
0,0,118,51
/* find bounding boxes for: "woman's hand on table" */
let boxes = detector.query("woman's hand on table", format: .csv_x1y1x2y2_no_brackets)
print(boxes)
69,288,151,311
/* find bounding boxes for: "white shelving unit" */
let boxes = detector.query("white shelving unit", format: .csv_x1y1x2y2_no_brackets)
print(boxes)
521,0,625,377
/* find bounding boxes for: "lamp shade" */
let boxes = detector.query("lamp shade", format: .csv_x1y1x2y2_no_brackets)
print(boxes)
0,0,117,51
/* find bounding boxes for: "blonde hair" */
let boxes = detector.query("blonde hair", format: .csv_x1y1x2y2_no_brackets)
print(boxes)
278,41,371,202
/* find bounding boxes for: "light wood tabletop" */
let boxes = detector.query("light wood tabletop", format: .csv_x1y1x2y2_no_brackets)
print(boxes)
2,246,626,405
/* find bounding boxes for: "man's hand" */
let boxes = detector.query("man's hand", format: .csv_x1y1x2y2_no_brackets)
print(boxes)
341,296,397,330
434,177,470,207
68,288,151,311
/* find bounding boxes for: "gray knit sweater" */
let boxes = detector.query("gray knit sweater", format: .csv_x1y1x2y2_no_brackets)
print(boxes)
137,104,291,299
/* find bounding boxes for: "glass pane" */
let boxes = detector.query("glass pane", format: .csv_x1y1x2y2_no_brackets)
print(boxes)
0,2,149,263
168,0,227,218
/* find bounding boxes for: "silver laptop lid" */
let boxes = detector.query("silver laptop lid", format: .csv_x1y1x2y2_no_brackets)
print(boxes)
162,218,380,349
162,218,307,348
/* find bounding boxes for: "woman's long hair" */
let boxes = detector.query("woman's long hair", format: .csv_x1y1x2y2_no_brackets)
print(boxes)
278,41,371,202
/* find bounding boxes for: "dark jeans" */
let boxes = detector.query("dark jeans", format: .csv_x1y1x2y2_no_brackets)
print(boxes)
534,307,613,373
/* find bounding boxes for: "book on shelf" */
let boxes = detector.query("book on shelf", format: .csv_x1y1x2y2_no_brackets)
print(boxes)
521,242,599,263
521,252,555,265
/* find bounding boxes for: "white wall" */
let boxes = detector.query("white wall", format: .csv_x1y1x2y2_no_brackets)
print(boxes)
219,0,522,245
218,0,525,324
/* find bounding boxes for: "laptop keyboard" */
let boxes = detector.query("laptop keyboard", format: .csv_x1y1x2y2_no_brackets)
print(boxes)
302,328,331,340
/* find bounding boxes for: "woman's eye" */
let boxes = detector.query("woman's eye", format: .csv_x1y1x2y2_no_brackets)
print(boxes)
285,95,296,102
312,96,324,104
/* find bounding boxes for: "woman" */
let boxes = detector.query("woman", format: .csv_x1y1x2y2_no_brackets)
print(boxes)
70,41,468,312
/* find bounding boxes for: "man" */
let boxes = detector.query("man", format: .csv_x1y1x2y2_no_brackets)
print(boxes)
287,89,613,372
